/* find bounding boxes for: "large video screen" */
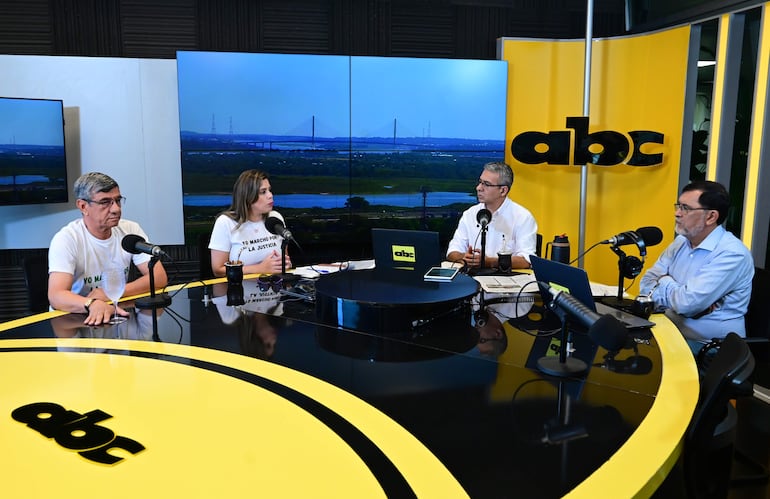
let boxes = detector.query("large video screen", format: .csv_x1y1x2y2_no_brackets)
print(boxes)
0,97,68,206
177,51,507,259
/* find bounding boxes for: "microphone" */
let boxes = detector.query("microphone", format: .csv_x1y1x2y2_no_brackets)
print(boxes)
476,208,492,228
600,226,663,257
538,281,628,352
121,234,166,257
265,210,296,243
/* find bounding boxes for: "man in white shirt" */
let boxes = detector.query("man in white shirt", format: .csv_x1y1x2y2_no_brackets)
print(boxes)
48,172,168,325
446,162,538,270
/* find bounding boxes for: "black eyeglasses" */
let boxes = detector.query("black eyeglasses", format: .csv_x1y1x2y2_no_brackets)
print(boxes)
84,196,126,208
673,203,710,213
477,178,506,188
257,275,283,292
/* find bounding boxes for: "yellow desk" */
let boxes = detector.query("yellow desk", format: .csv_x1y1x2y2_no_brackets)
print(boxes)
0,279,699,498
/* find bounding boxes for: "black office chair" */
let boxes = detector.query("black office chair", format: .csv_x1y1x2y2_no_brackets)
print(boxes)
536,233,543,257
22,255,49,313
685,332,755,498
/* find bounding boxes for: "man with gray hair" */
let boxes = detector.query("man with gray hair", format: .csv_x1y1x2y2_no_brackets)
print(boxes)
446,161,538,270
48,172,168,325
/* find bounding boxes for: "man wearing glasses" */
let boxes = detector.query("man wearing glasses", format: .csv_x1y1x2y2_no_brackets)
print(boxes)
48,172,168,324
639,180,753,352
446,161,538,270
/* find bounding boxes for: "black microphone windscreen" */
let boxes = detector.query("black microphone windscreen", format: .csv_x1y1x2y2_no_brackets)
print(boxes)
636,226,663,246
121,234,145,254
477,208,492,225
264,216,282,235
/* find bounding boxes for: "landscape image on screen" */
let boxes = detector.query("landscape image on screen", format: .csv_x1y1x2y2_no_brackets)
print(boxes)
0,97,68,206
177,51,507,261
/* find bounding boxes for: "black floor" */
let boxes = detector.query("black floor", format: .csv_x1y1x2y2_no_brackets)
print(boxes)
729,394,770,499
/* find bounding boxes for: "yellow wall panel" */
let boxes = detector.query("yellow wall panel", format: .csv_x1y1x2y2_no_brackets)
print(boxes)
502,27,691,290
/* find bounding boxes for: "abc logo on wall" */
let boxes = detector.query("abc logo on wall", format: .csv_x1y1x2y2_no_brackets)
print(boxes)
511,117,664,167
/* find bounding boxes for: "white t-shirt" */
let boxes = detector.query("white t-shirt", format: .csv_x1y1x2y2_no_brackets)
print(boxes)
208,215,284,265
48,219,151,296
446,198,538,262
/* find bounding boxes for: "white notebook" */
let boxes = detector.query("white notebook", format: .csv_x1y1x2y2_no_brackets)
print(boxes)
474,274,537,294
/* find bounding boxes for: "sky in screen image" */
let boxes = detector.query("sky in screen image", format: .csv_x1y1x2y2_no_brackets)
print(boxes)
0,98,65,146
176,51,507,141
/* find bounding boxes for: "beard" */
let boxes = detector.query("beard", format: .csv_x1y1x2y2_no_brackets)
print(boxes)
675,219,705,240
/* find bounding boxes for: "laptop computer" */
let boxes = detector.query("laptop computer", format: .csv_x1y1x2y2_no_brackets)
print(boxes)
371,228,442,275
530,255,655,330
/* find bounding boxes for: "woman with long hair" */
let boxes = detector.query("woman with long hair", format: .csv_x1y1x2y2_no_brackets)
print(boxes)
208,170,291,277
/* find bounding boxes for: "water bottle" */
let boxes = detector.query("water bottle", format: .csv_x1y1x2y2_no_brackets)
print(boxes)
547,234,570,264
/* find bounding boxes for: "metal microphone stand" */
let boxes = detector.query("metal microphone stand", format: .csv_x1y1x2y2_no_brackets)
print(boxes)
604,245,636,309
470,223,498,276
135,256,172,340
479,223,488,271
537,302,588,377
279,239,299,284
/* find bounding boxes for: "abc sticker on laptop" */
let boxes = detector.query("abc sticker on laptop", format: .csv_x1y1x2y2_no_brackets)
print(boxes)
391,245,416,263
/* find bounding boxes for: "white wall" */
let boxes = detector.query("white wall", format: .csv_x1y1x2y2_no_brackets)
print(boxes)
0,54,184,249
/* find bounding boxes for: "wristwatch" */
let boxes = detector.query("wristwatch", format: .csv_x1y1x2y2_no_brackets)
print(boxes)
84,297,96,314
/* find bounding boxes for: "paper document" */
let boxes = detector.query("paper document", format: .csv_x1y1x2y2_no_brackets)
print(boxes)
346,259,375,270
474,274,537,294
292,259,376,278
590,282,621,297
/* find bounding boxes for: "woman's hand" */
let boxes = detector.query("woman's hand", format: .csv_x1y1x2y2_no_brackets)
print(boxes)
247,250,285,275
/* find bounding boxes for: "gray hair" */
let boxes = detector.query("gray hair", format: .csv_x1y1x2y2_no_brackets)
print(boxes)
73,172,119,200
483,162,513,189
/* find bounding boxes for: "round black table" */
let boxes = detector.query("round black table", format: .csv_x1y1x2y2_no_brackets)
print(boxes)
314,269,479,335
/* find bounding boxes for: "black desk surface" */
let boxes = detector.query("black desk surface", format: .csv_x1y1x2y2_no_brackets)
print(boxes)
0,273,699,498
315,268,479,304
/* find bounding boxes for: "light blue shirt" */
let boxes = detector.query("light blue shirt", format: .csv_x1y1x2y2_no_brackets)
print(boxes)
639,225,753,342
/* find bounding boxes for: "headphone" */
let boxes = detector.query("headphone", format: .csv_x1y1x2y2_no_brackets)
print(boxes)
621,255,644,279
618,231,645,278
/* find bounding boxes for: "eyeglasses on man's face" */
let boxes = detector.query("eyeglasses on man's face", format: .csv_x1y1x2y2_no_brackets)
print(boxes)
673,202,710,213
477,178,506,188
84,196,126,208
